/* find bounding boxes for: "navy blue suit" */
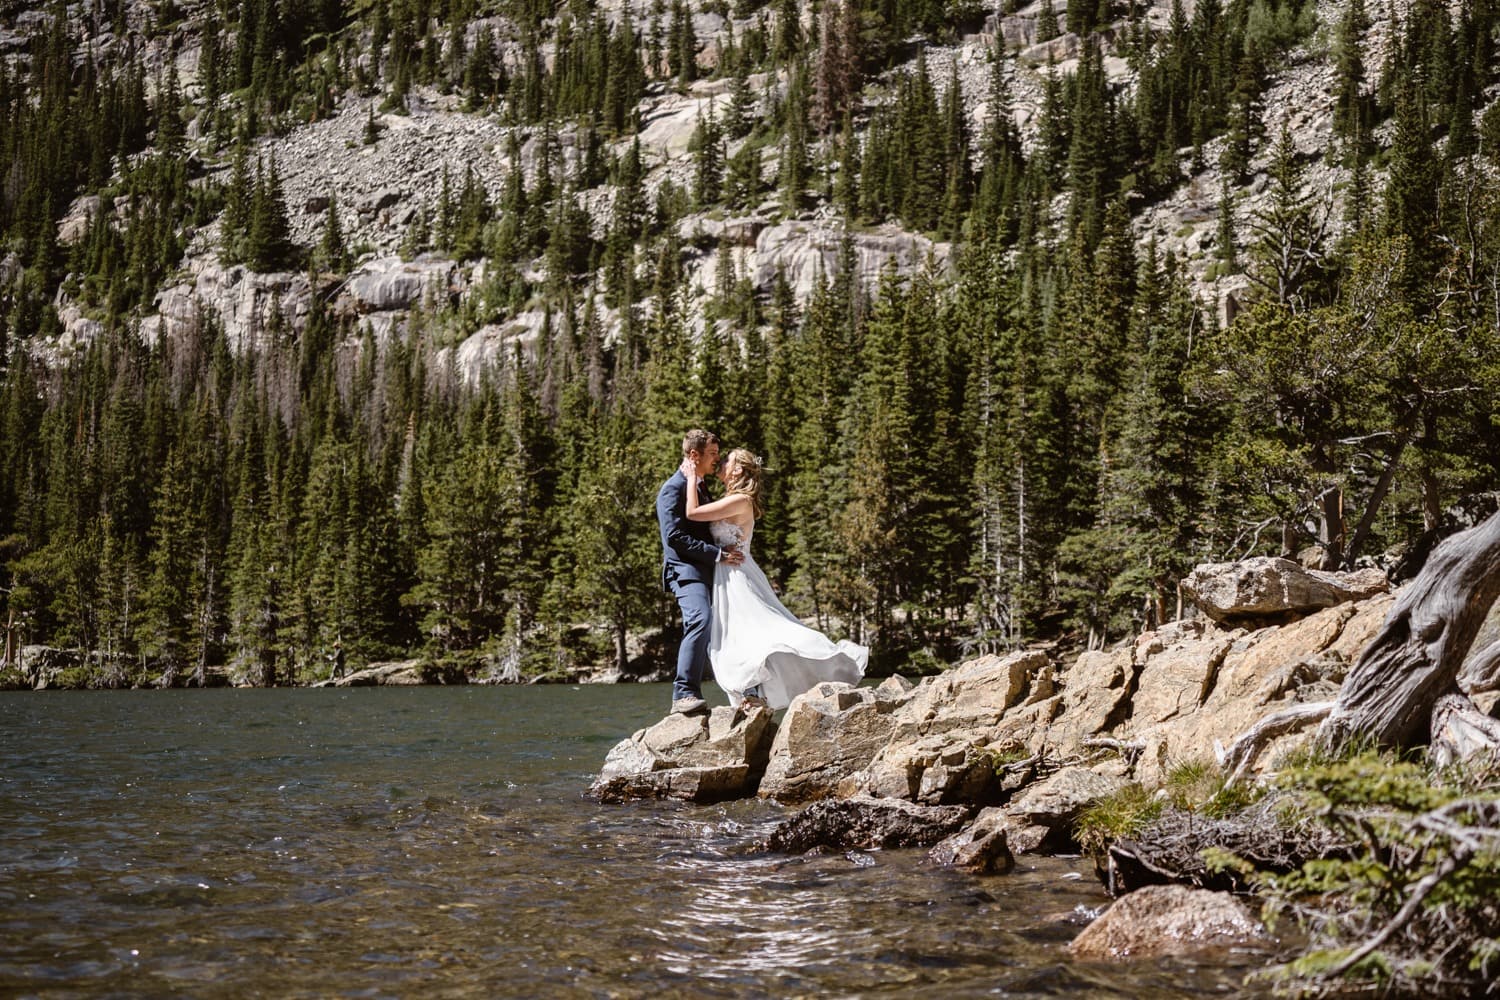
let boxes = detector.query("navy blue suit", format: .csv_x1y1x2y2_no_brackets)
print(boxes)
656,470,724,701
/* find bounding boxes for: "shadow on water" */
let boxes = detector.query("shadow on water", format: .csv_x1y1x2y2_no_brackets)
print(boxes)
0,685,1273,997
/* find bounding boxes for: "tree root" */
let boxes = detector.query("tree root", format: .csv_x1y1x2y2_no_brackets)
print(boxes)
1458,639,1500,694
1216,700,1335,786
1429,691,1500,769
1106,795,1352,897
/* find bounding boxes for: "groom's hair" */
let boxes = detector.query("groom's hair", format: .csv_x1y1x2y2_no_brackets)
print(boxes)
682,429,719,457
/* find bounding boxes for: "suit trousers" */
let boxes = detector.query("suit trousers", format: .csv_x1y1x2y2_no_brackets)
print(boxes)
670,579,712,700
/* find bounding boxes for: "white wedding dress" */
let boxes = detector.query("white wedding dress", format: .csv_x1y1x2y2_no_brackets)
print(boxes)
708,520,867,710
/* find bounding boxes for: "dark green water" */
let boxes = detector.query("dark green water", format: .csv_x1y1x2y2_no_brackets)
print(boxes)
0,685,1268,997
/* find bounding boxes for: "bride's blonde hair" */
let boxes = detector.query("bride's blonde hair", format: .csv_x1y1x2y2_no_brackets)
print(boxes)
723,448,765,518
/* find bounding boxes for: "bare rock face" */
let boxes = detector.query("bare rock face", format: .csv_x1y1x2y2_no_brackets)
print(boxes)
1182,557,1388,623
1128,622,1237,726
765,796,974,853
757,683,903,803
1127,594,1400,787
761,651,1050,804
859,651,1057,794
895,650,1052,737
852,733,1005,805
1052,648,1134,747
1018,31,1083,66
143,264,316,352
440,307,567,381
58,195,100,244
750,219,949,304
590,705,775,804
344,255,460,312
1068,885,1270,959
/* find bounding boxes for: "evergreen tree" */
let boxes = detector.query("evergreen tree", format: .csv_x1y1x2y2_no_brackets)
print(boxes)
318,194,350,272
246,155,296,272
691,105,724,207
1383,80,1444,302
1333,0,1373,156
563,419,660,672
1037,0,1060,42
1245,121,1332,311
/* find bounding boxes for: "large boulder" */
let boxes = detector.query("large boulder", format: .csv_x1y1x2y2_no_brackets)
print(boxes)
765,797,974,853
852,732,1006,804
1182,557,1387,623
590,705,775,804
894,650,1052,738
1069,885,1270,959
757,682,903,803
1048,648,1134,752
1127,594,1399,786
762,652,1056,805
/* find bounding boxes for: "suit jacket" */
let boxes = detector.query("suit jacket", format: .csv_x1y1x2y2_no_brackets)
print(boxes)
656,470,721,591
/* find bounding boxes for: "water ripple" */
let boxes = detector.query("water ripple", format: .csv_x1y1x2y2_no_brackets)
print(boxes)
1,687,1269,998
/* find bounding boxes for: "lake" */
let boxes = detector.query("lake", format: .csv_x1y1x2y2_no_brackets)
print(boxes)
0,685,1267,996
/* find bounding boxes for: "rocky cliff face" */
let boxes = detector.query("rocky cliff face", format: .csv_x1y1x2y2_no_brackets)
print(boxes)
38,1,1389,367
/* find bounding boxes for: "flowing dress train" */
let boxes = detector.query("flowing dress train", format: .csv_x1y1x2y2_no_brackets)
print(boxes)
708,520,867,710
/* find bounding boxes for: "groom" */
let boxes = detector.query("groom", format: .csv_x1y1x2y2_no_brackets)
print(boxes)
657,429,743,714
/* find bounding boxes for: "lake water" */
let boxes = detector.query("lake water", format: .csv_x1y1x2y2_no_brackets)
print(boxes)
0,685,1269,997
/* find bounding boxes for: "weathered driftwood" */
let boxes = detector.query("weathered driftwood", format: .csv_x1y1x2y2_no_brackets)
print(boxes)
1429,692,1500,769
1105,798,1352,897
1321,510,1500,755
1217,700,1334,786
1456,639,1500,694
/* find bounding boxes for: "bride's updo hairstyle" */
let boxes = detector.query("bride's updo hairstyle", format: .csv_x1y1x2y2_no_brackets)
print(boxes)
723,448,765,518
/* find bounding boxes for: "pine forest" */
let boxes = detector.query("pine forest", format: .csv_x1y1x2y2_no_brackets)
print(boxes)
2,0,1499,687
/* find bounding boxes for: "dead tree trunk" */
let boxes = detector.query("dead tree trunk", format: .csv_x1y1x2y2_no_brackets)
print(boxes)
1322,510,1500,755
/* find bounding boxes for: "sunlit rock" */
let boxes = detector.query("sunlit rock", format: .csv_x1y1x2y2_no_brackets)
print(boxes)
1069,885,1270,959
1182,557,1388,623
590,704,775,804
758,683,902,804
929,809,1016,875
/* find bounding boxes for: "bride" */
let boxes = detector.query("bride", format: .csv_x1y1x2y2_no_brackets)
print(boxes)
682,448,867,710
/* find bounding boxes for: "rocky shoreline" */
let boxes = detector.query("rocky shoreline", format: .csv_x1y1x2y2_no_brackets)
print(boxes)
588,555,1500,962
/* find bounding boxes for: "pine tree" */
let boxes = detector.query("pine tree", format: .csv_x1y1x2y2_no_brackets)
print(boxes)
318,195,349,272
691,105,723,207
1245,121,1332,311
1383,79,1443,302
1038,0,1060,42
1333,0,1373,156
779,60,811,212
563,420,660,672
246,155,296,272
221,144,253,265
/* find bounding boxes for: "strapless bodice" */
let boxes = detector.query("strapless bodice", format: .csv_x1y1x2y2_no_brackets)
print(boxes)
710,520,753,553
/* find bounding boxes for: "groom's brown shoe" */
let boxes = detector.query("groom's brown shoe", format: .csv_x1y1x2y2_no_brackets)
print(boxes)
671,696,708,714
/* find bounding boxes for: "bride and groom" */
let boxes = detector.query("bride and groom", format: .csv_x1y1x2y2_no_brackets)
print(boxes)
655,429,867,715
